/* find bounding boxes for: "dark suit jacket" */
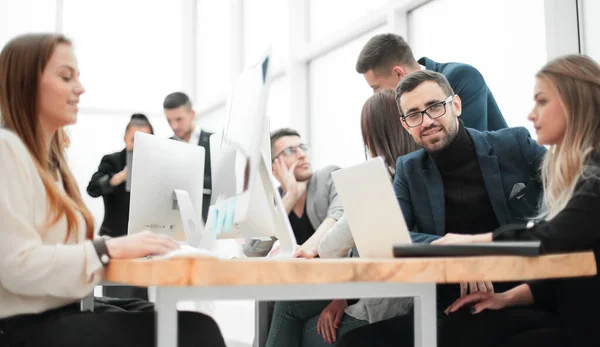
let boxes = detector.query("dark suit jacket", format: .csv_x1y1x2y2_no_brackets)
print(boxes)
393,127,547,237
494,153,600,346
420,57,508,131
87,149,130,237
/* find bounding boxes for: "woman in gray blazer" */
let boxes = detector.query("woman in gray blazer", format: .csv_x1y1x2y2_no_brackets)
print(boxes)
266,90,423,347
318,89,424,327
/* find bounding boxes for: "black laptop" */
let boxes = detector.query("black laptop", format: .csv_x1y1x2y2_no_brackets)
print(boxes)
393,241,541,258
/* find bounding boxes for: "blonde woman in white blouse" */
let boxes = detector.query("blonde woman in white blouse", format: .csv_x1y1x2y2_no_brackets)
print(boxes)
0,33,225,347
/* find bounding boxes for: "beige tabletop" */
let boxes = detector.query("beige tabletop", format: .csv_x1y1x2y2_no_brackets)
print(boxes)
105,251,597,287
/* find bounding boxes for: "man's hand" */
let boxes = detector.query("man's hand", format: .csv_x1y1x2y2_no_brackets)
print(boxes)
272,158,307,199
109,167,128,187
431,232,492,245
317,299,347,344
431,233,494,297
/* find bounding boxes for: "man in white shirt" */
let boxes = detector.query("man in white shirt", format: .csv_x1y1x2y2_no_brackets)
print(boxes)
163,92,213,222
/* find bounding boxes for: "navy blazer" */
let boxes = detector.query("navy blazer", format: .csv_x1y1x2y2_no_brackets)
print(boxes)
393,127,546,236
420,57,508,131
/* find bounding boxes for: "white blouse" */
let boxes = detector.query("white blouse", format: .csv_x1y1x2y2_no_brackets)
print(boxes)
0,128,103,319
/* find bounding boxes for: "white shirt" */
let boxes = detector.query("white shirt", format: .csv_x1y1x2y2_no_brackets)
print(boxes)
0,128,103,319
187,125,202,145
173,124,201,145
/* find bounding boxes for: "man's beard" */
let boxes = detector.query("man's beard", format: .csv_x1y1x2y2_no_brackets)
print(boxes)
420,118,458,153
180,127,193,140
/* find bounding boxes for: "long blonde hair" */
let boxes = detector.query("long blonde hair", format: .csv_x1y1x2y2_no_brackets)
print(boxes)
0,33,94,241
537,55,600,220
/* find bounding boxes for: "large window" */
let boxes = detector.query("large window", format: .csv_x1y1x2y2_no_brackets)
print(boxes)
409,0,546,136
580,0,600,62
308,0,388,42
242,0,289,70
196,0,231,109
198,106,226,134
309,28,386,170
266,76,291,132
62,0,185,111
0,0,56,49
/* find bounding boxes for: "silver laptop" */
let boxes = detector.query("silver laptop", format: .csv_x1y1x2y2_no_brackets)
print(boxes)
332,157,412,258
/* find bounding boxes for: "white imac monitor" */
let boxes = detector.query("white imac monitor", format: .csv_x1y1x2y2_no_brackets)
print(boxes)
206,51,297,257
127,132,207,248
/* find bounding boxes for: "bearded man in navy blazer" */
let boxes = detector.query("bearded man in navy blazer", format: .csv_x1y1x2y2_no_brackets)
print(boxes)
394,70,546,304
336,70,547,347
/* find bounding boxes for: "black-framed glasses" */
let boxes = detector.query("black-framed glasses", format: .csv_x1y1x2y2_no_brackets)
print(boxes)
272,143,310,162
402,95,454,128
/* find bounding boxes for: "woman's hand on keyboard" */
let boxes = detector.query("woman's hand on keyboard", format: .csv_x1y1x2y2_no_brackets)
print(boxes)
106,231,179,259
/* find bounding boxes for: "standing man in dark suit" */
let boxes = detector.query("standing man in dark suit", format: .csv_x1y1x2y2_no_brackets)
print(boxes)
336,71,547,347
163,92,213,222
87,113,154,300
356,33,508,131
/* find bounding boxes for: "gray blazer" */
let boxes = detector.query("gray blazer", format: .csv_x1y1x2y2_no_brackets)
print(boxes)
319,216,413,323
243,165,343,257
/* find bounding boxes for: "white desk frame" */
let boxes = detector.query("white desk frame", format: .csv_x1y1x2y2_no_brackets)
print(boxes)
154,282,437,347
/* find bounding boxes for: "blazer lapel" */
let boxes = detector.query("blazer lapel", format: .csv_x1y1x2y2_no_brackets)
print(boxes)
467,129,511,225
422,156,446,236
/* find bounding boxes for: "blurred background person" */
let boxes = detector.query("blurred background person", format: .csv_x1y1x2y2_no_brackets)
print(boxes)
86,113,154,300
164,92,213,222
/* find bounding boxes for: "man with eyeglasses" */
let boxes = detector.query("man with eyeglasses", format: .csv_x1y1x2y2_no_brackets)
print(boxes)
356,33,507,132
245,128,357,347
243,128,343,258
336,71,547,347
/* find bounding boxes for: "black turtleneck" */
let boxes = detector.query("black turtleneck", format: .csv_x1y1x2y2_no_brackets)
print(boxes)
430,121,499,235
430,121,505,308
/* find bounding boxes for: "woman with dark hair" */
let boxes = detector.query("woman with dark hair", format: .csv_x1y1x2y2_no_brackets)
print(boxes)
361,89,420,176
0,33,225,346
87,113,154,238
319,89,424,259
265,90,426,347
313,89,436,344
87,113,154,300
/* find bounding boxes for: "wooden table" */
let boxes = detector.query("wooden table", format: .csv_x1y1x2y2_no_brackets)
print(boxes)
106,252,596,347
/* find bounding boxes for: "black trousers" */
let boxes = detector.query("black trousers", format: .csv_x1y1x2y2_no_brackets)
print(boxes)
336,306,566,347
0,297,226,347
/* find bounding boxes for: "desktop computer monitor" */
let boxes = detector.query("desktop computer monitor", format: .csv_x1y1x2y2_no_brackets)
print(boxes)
207,51,297,257
127,132,207,248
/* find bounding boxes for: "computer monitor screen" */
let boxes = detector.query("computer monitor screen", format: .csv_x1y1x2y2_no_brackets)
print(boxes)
128,132,205,246
207,52,296,256
217,54,270,198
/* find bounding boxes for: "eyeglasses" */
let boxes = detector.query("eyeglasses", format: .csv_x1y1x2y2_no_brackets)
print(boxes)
402,95,454,128
272,143,310,162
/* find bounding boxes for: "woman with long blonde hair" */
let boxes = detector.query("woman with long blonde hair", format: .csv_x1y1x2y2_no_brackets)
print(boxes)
437,54,600,346
0,33,225,346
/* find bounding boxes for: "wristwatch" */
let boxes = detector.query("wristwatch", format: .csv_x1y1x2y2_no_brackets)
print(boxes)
92,238,111,266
